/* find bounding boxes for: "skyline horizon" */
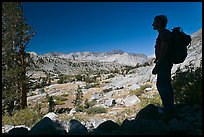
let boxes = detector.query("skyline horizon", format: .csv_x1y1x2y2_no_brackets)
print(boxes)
23,2,202,56
28,27,202,57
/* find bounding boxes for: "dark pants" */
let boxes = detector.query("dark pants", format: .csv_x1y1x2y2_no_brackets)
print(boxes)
156,62,174,110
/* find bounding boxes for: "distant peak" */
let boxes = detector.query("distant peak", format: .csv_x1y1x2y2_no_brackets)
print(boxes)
44,52,64,57
108,50,124,54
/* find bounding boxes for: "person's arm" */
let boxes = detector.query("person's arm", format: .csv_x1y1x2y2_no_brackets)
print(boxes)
155,41,169,68
152,41,168,75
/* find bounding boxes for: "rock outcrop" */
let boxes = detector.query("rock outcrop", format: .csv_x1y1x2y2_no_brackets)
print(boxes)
3,104,202,135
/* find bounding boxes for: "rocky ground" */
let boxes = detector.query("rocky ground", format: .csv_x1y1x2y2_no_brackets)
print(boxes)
2,103,202,135
25,75,158,124
2,28,202,135
2,73,202,135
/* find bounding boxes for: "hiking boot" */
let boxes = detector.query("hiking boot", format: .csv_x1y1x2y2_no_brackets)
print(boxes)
158,107,175,114
157,107,177,122
158,107,166,114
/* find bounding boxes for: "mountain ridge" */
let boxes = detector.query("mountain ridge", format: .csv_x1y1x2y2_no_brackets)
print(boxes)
37,49,149,67
28,28,202,79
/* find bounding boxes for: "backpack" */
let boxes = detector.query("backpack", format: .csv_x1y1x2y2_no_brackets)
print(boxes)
170,27,192,64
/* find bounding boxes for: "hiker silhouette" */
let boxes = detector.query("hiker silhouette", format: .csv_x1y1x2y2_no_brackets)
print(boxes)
152,15,174,113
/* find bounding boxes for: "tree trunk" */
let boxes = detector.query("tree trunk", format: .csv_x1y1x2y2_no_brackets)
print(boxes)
21,80,27,109
20,45,27,109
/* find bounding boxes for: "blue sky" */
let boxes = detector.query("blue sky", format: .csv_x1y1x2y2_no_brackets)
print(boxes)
23,2,202,56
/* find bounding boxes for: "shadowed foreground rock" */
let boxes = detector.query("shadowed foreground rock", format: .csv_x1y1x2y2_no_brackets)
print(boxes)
29,117,66,135
8,127,29,135
120,119,169,135
66,119,88,135
89,120,121,135
3,104,202,135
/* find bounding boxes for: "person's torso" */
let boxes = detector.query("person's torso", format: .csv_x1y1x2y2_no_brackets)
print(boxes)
155,29,173,62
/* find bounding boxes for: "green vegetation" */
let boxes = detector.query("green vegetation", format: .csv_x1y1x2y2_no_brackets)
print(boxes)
139,93,162,108
124,66,137,74
57,74,75,84
73,86,83,107
84,75,96,83
46,94,55,112
84,82,100,89
85,106,107,114
75,75,83,81
2,2,35,114
172,61,202,105
115,109,135,125
129,83,152,96
74,99,107,115
30,77,51,91
52,96,68,105
129,83,162,109
139,83,152,91
57,74,100,84
102,88,113,93
84,99,97,108
61,93,69,97
129,89,144,96
2,108,42,127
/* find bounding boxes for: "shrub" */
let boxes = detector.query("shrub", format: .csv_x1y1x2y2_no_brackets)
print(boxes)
129,83,151,96
172,62,202,105
57,74,76,84
115,109,135,125
129,89,144,96
75,75,83,81
102,88,112,93
45,94,56,112
33,102,43,116
107,74,115,79
72,86,83,107
85,106,107,114
84,76,94,83
139,93,162,108
53,96,68,102
84,99,97,108
75,105,86,112
53,96,67,105
61,93,69,97
2,108,42,127
57,77,64,84
54,100,65,105
139,84,152,91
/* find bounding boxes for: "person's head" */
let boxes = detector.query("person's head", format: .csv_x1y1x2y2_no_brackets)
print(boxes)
152,15,168,30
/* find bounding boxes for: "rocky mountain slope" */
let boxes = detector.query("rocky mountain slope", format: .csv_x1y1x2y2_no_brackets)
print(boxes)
24,28,202,124
28,54,129,77
43,50,149,66
3,28,202,135
27,50,149,80
27,28,202,82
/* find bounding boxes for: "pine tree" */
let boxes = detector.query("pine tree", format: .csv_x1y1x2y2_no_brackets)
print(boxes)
2,2,35,113
46,94,55,112
73,85,83,107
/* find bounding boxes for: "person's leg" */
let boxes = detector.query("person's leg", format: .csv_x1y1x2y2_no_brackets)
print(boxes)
156,63,174,112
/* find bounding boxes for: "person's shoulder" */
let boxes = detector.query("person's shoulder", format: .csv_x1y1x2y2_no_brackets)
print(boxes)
161,29,171,35
166,29,172,35
160,29,172,40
